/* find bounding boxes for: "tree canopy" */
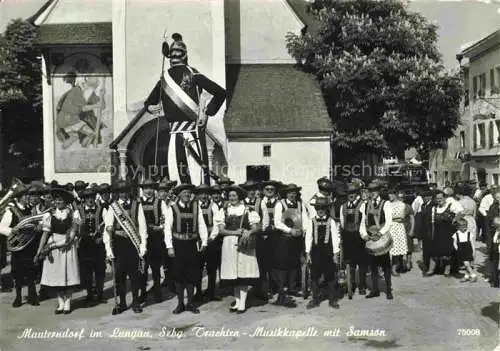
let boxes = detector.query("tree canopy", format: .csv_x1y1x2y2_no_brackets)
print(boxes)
0,19,43,182
286,0,462,161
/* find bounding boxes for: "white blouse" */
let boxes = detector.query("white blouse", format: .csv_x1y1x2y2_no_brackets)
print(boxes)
213,203,260,236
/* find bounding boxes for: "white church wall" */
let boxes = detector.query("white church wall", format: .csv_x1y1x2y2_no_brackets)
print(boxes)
227,137,331,201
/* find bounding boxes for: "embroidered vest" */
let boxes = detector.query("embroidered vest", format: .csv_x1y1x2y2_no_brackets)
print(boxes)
200,201,214,229
311,217,332,246
51,210,73,234
78,204,101,236
171,201,199,240
141,197,161,226
365,199,386,229
245,197,261,213
342,199,363,232
224,207,250,231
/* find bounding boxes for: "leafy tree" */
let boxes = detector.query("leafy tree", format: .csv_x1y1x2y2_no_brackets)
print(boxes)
286,0,462,163
0,19,43,183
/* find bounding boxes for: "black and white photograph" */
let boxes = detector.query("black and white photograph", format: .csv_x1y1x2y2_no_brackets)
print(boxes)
0,0,499,350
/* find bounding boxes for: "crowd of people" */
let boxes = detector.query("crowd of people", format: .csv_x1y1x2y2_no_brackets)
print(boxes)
0,176,498,316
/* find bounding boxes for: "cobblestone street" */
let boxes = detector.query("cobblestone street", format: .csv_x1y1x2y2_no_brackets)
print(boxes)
0,244,498,351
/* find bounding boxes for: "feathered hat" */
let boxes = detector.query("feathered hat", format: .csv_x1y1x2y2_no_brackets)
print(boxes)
162,33,187,65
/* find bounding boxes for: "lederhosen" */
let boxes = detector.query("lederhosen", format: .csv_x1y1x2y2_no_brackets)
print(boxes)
310,217,336,282
365,200,391,268
273,200,303,271
111,200,141,297
171,201,200,285
200,201,221,275
341,199,367,265
142,197,165,268
77,203,105,293
9,204,39,285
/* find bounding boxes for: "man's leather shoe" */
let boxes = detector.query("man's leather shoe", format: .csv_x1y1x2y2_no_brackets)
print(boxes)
365,291,380,299
173,303,185,314
132,303,143,313
358,289,366,295
329,300,340,309
12,297,22,308
186,304,200,314
386,291,394,300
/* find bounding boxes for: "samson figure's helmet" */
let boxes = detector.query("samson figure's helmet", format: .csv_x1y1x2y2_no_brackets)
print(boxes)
162,33,187,65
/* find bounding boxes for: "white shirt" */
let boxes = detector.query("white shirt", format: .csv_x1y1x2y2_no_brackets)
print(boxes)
452,230,474,253
103,200,148,257
163,200,208,249
411,195,424,214
212,203,260,239
359,199,393,240
445,197,464,215
274,200,310,234
479,194,494,216
305,217,340,255
339,199,363,229
0,208,14,236
199,201,220,238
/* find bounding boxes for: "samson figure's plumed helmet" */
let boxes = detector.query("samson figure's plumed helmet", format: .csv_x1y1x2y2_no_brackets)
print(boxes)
162,33,187,66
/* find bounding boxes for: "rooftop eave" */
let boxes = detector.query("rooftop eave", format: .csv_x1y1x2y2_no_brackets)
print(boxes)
461,30,500,60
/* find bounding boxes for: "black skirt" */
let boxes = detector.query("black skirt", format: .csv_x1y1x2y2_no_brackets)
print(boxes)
430,221,454,258
341,230,368,265
172,239,200,285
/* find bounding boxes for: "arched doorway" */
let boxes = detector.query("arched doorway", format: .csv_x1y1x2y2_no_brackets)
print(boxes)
127,117,172,179
142,129,171,179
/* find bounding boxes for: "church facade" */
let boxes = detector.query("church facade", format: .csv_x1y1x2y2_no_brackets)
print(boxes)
31,0,332,200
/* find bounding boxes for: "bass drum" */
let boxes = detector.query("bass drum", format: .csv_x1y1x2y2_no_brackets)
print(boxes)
365,226,393,256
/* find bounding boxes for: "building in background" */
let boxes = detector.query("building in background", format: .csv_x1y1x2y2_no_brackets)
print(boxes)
430,29,500,187
29,0,331,200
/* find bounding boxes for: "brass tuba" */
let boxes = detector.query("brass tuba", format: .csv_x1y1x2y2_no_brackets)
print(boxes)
282,208,303,236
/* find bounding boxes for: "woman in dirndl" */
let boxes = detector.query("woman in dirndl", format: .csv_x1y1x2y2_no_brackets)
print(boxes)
425,190,459,277
35,188,81,314
387,188,408,276
213,185,260,314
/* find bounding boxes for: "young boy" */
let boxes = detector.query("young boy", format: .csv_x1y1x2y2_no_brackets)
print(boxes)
452,219,477,283
305,197,340,309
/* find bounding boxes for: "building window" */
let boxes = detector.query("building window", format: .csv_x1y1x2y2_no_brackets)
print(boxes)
493,174,499,185
473,76,478,100
460,131,465,148
263,145,271,157
480,73,486,97
444,171,449,185
476,123,486,149
491,69,496,94
489,121,495,148
246,165,270,182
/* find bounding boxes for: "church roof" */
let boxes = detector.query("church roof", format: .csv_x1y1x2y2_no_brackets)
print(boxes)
285,0,320,34
224,64,331,139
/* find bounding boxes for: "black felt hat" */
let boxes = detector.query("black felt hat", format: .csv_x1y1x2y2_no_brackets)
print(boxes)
51,187,75,203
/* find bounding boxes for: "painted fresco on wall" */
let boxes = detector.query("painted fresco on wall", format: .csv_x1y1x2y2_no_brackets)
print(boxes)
52,54,113,173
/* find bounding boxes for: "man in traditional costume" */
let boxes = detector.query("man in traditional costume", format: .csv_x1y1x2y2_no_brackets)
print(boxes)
138,178,169,304
359,182,394,300
157,179,177,293
103,181,148,314
309,177,335,219
164,184,208,314
339,183,368,299
257,180,280,302
272,184,310,306
144,33,226,185
242,180,261,213
77,188,106,305
305,197,341,309
0,187,40,307
195,184,221,302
